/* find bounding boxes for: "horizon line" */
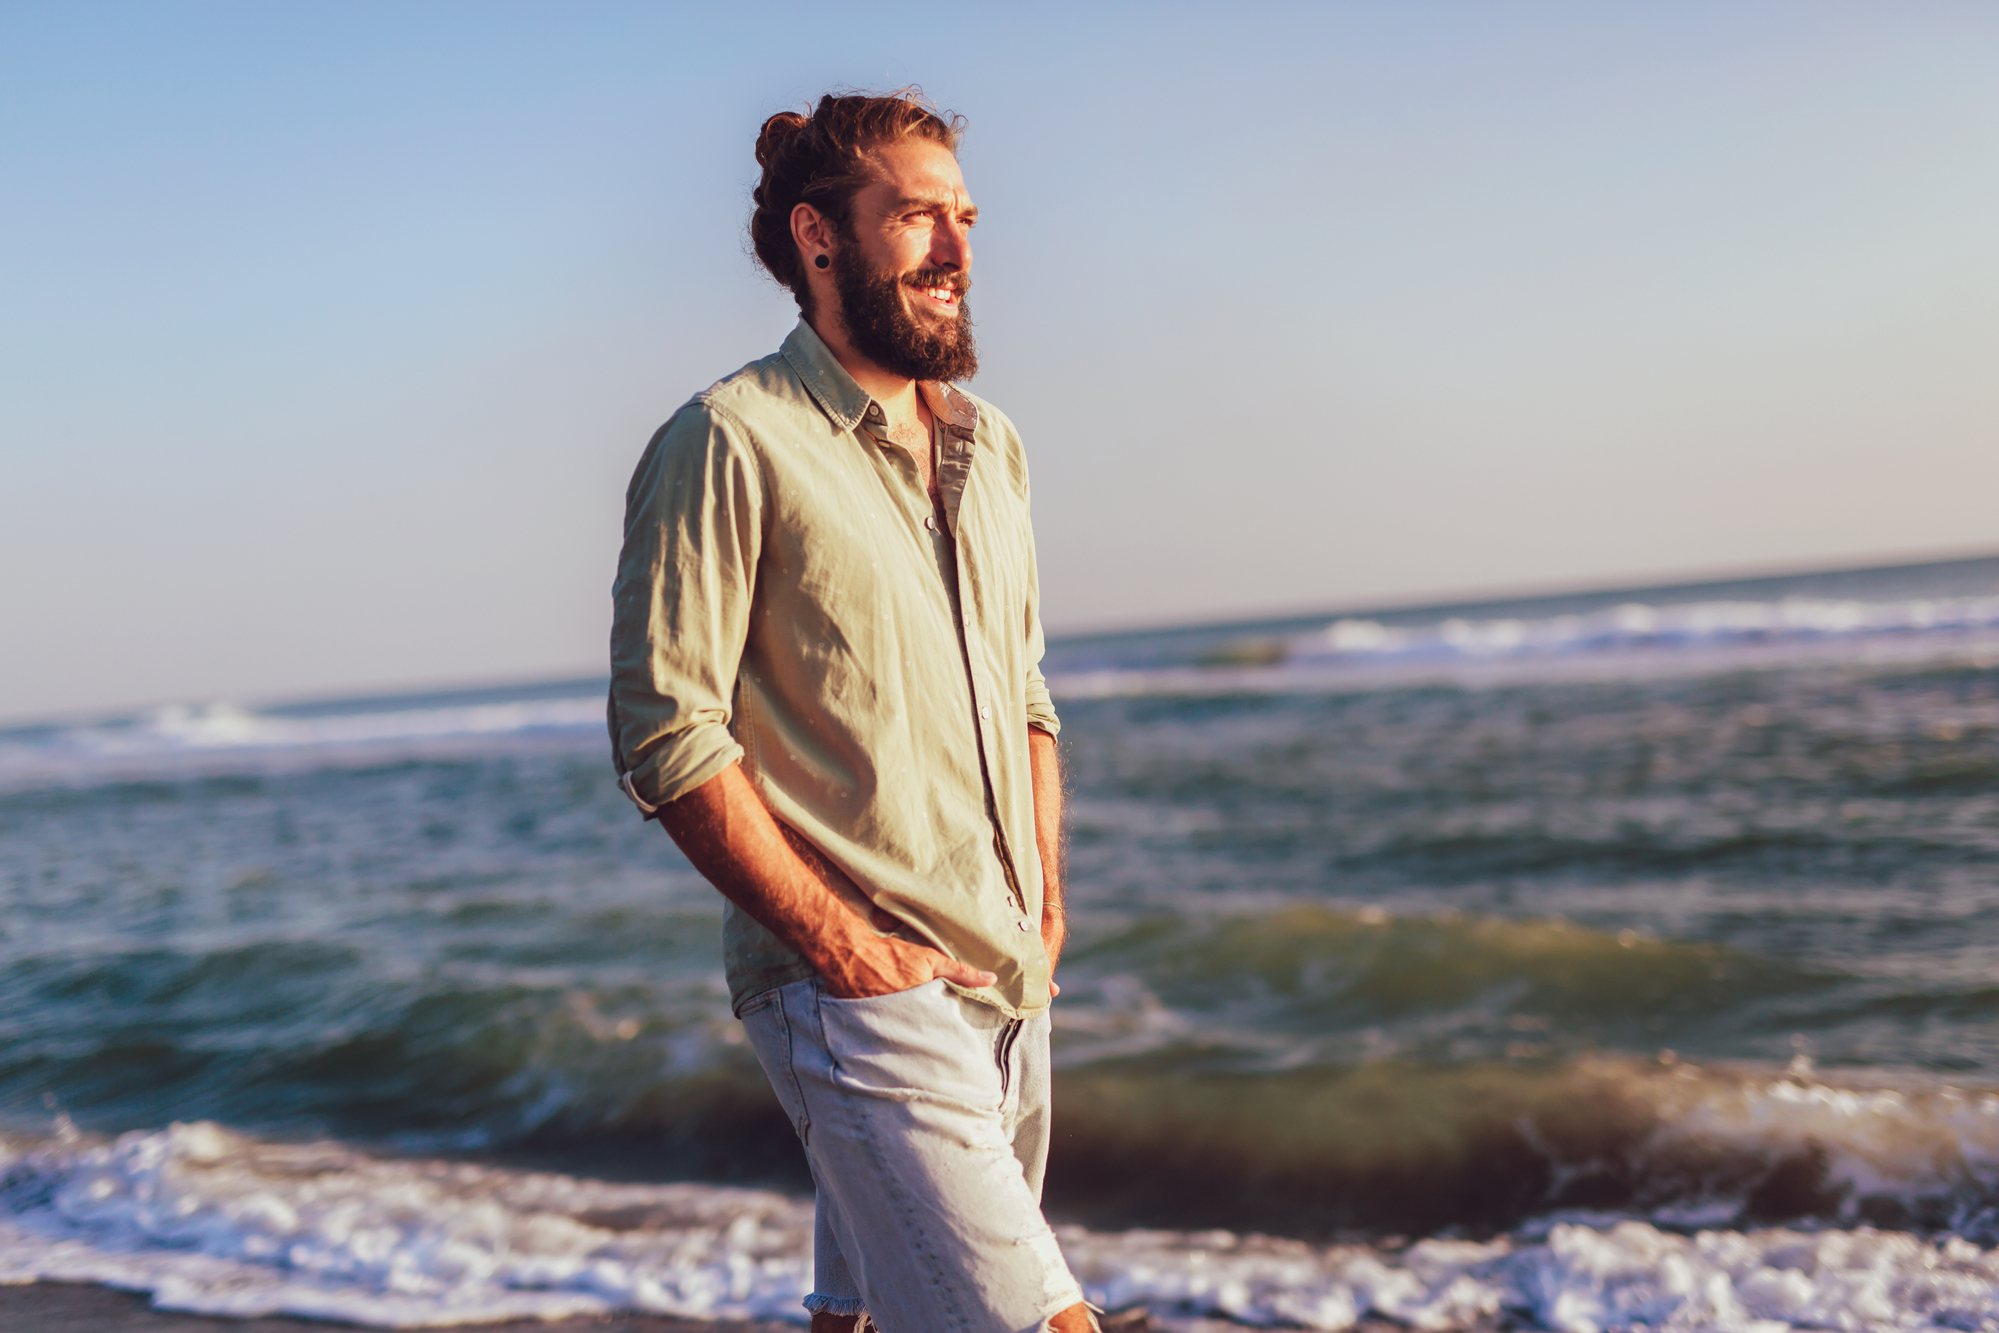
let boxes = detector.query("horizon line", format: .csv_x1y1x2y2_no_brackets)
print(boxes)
6,542,1995,731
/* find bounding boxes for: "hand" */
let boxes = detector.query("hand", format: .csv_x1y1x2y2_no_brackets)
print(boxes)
813,929,996,1000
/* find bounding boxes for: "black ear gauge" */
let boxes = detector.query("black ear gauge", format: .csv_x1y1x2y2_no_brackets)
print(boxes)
814,253,830,270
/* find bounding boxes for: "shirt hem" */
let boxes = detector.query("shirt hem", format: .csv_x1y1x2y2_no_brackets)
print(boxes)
943,980,1051,1022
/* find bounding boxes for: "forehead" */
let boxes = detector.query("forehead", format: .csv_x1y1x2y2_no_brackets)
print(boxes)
857,138,971,209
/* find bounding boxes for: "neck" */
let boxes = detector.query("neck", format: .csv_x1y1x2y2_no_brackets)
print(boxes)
808,308,922,414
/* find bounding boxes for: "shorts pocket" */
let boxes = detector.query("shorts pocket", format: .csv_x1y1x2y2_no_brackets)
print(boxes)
817,979,1000,1111
735,987,780,1018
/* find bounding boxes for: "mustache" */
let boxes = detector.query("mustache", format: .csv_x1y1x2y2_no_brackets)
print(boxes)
901,267,971,299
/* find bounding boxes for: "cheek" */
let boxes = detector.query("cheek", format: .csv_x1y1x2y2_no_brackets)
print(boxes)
899,226,943,267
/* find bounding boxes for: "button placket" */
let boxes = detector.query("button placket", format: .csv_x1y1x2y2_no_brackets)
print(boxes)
942,462,1030,921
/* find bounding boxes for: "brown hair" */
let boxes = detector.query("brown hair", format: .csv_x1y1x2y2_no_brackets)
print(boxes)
750,89,965,310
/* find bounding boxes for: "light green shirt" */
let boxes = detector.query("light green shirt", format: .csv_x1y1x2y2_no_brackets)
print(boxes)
609,320,1060,1018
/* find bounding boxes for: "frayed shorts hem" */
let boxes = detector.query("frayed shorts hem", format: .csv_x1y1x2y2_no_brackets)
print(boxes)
802,1293,869,1316
1032,1288,1094,1331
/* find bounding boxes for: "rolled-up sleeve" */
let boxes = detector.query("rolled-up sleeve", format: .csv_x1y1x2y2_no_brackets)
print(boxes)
608,403,762,814
1019,480,1061,739
1024,659,1060,738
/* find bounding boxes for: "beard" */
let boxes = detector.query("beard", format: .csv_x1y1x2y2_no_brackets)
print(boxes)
831,251,979,383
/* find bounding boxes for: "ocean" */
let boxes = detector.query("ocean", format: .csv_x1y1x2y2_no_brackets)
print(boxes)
4,554,1999,1330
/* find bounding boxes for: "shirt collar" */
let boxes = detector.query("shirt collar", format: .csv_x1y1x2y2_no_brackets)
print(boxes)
781,319,873,432
920,379,979,439
781,318,980,439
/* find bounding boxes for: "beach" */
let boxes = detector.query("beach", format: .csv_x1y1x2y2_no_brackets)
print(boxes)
1,1286,1377,1333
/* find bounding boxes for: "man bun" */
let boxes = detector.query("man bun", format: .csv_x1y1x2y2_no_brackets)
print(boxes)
748,89,964,312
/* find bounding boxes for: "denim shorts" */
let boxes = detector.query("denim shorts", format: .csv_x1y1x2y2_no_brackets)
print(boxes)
738,976,1084,1333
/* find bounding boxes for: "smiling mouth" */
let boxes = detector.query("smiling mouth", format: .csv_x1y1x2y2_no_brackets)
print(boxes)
906,275,966,311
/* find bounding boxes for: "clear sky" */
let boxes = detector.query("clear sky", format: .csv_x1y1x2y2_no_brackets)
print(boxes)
3,1,1996,721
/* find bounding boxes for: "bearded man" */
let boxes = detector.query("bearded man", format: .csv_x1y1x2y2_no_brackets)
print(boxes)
608,91,1094,1333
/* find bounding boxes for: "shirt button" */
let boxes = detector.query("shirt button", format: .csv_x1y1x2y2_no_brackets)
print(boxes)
1017,919,1031,932
924,514,938,531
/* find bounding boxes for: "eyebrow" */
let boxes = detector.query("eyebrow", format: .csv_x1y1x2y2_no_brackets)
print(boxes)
889,194,979,221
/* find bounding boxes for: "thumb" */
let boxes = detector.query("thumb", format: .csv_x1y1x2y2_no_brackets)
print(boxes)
931,956,998,989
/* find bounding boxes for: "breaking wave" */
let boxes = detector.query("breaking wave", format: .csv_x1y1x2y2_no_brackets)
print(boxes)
12,890,1999,1238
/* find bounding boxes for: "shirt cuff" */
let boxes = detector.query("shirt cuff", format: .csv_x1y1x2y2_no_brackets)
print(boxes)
618,730,744,817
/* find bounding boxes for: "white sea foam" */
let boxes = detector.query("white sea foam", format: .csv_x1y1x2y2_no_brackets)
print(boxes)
0,1122,811,1325
8,1122,1999,1329
98,698,608,752
1292,595,1999,665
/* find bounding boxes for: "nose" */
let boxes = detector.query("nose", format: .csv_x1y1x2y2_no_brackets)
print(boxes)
933,215,972,273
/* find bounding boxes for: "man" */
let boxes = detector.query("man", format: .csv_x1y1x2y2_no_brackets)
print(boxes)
607,91,1094,1333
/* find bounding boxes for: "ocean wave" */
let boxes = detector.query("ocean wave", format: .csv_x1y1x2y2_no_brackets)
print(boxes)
15,905,1999,1236
1053,905,1837,1071
1042,916,1999,1238
1297,595,1999,664
22,1013,1999,1242
1048,1059,1999,1240
1049,594,1999,698
0,694,606,790
7,1122,1999,1330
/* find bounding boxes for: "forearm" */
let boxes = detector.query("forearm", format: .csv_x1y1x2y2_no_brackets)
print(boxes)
653,762,994,998
652,763,861,967
1028,726,1068,973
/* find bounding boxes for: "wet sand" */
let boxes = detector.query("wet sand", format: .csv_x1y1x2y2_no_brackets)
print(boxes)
0,1283,800,1332
0,1283,1471,1331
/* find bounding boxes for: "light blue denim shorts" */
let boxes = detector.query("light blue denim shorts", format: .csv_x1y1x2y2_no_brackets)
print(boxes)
738,976,1084,1333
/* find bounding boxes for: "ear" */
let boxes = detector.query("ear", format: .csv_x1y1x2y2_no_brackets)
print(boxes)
790,201,834,271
